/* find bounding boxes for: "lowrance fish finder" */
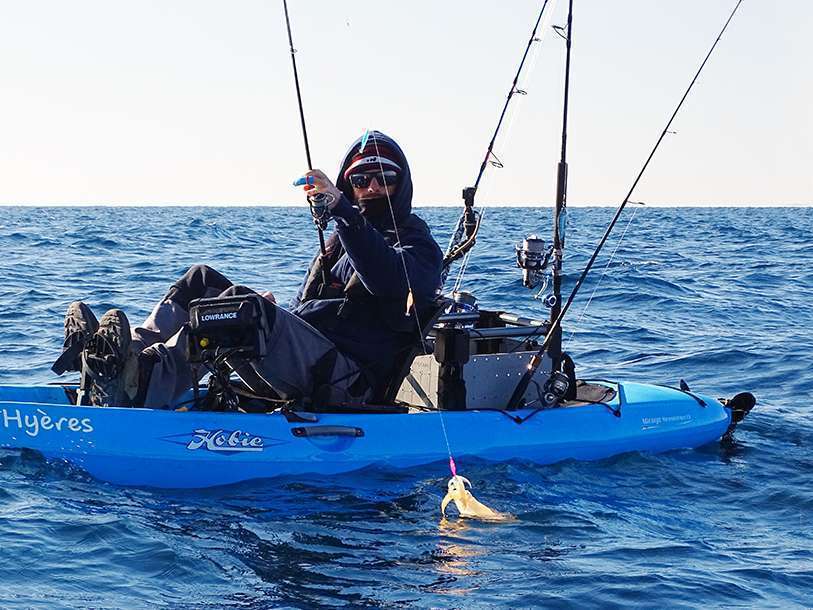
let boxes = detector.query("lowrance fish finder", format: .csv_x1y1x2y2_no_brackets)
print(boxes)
187,294,272,411
188,294,270,364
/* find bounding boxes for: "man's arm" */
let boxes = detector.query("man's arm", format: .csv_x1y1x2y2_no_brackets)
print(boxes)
297,168,442,300
330,196,442,300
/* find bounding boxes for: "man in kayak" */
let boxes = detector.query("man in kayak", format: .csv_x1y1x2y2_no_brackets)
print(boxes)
53,131,443,408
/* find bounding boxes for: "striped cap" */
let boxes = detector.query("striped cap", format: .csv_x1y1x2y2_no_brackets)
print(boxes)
343,140,402,179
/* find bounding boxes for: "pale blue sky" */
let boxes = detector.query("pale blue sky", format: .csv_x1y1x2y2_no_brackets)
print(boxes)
1,0,810,206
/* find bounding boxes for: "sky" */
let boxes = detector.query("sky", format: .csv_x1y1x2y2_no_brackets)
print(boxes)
0,0,810,206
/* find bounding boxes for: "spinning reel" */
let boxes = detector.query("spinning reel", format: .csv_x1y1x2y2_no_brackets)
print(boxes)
308,192,334,231
293,175,335,231
516,234,553,296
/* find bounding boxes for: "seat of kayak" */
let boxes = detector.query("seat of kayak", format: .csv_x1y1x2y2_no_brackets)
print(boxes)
561,381,617,407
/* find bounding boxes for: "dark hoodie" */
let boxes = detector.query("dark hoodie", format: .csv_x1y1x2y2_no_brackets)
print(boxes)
291,132,443,389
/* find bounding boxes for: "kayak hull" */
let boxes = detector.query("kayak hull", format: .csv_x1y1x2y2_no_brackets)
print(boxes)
0,381,731,488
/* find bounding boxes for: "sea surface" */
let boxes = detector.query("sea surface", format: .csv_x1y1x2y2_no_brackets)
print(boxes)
0,205,811,609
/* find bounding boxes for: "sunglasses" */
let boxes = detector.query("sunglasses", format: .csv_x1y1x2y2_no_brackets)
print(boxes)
349,170,400,189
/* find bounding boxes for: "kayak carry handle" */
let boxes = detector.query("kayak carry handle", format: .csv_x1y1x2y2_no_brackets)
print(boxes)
291,426,364,438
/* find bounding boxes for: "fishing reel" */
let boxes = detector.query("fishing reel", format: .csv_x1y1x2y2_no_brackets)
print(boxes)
541,354,577,406
542,371,570,406
450,291,478,314
293,175,335,231
440,291,480,330
308,192,334,231
516,234,552,289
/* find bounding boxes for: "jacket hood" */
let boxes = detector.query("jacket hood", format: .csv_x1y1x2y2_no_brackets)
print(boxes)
335,131,413,228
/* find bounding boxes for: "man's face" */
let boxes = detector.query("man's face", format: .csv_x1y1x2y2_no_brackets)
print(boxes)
349,170,398,202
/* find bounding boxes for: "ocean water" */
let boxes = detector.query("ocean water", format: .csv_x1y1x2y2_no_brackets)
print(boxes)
0,205,811,609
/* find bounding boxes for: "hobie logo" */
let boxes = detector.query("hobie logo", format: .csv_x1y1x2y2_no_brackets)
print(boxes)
186,429,263,453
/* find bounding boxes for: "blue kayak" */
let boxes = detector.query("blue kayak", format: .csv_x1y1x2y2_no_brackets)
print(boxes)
0,381,749,488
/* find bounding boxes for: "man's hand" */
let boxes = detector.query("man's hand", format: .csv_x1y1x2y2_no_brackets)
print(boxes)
304,169,343,209
260,290,276,304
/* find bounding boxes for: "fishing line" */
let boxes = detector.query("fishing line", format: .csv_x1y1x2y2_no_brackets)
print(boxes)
506,0,747,410
563,202,642,350
442,0,559,285
364,133,427,348
282,0,331,287
469,0,557,195
369,133,422,332
367,132,459,470
441,2,559,477
325,12,448,461
451,0,558,292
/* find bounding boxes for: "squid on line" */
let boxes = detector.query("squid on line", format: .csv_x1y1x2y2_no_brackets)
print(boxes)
441,475,515,522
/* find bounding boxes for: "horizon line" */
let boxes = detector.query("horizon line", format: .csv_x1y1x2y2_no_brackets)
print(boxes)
1,202,811,208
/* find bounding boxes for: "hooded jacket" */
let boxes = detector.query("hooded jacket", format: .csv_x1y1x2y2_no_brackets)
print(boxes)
291,132,443,390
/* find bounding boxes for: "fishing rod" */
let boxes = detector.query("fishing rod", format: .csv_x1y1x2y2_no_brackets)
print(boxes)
547,0,573,372
442,0,553,277
506,0,746,410
282,0,330,287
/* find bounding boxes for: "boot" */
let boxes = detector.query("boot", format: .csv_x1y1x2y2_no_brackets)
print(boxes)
52,301,99,375
83,309,134,407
